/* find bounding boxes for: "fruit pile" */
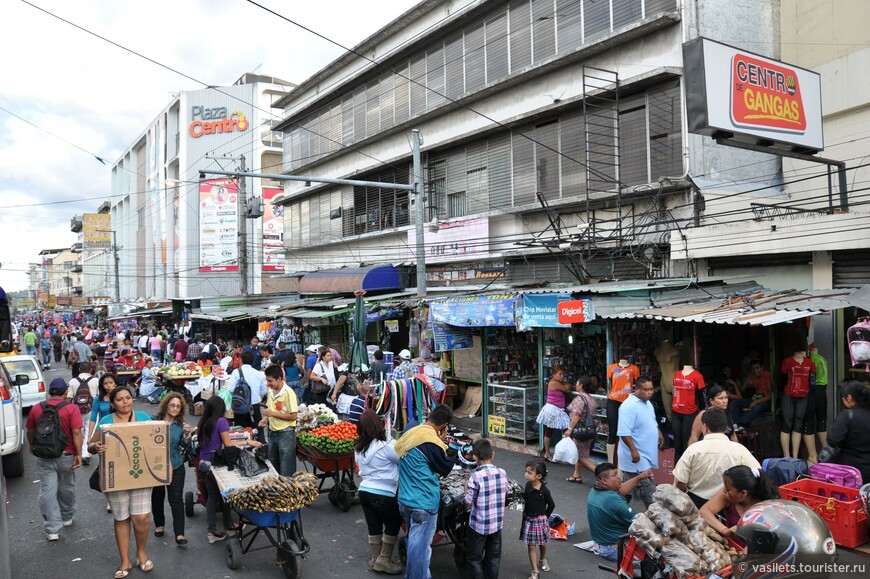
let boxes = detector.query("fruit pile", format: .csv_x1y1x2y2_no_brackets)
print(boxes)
297,421,357,455
164,362,202,379
296,404,338,431
225,472,318,512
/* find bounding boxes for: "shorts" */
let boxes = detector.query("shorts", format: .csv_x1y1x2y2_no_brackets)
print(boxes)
622,471,655,504
106,487,152,521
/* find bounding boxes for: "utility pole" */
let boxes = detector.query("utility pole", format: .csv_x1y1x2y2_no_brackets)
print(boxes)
239,155,249,296
112,230,121,303
412,130,426,298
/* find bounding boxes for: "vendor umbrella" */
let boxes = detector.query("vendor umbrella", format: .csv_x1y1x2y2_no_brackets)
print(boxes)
350,291,369,374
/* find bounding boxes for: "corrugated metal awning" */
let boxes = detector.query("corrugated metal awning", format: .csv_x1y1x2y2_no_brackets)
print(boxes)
284,308,352,319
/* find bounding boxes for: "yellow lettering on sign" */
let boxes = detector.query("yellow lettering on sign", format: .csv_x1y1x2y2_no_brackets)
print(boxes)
488,415,506,436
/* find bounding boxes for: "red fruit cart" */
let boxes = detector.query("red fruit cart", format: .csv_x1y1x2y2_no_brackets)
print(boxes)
295,443,357,512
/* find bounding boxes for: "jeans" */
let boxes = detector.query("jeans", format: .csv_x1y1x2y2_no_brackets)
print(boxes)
80,413,91,459
287,381,305,404
37,454,76,534
359,490,402,536
731,399,770,428
204,470,232,533
398,504,438,579
26,345,37,356
465,527,502,579
41,349,51,366
152,465,186,537
268,428,297,476
597,543,618,562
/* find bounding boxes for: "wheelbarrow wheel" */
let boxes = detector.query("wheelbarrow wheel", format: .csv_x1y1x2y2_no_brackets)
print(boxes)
184,491,195,517
327,485,338,506
278,540,301,579
398,536,407,565
225,540,242,570
335,485,353,512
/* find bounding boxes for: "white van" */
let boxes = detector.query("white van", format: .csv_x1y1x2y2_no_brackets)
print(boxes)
0,363,28,478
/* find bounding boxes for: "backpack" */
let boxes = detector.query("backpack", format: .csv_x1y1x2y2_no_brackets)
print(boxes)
809,463,863,490
231,367,253,415
31,401,70,459
93,359,109,379
762,457,808,487
71,376,94,414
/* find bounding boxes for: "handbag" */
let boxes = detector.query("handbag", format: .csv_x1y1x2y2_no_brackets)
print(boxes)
237,448,268,478
571,395,597,441
89,466,102,493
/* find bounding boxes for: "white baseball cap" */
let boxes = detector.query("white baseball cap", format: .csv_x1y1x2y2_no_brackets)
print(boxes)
306,344,322,353
399,349,412,360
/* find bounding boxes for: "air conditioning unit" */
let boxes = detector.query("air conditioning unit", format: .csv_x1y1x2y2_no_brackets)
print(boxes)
329,207,342,220
246,197,264,218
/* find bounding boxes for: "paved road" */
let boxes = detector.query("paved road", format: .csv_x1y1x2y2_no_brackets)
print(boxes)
7,366,868,578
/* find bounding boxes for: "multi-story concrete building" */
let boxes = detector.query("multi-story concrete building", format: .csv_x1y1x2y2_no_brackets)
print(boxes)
272,0,785,288
107,73,295,301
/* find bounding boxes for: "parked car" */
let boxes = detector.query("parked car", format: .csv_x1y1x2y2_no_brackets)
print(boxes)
0,355,45,409
0,364,27,478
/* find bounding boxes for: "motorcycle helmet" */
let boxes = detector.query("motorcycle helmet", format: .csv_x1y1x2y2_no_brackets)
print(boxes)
735,500,836,579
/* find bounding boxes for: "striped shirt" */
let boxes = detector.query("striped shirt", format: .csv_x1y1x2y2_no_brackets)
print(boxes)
464,464,508,535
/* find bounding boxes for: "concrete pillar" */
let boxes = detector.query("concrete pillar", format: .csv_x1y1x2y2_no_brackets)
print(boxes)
812,251,833,290
811,250,836,432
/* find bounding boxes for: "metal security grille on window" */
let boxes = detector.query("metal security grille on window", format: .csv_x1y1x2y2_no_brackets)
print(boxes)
285,0,679,170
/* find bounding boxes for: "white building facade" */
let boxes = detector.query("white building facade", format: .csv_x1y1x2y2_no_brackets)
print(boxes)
107,73,294,301
273,0,784,288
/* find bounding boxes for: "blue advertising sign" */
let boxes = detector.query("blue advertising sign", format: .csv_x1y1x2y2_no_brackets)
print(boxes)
431,323,474,351
365,307,402,323
518,293,572,328
428,293,519,327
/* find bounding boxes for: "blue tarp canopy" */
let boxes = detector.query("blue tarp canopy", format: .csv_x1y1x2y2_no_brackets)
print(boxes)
298,265,400,295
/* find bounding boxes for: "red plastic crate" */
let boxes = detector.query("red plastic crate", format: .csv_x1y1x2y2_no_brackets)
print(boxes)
779,479,869,548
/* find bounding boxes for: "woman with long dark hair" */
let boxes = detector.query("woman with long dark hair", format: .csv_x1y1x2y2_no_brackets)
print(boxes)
151,393,191,545
699,464,779,540
196,396,263,544
825,381,870,483
354,410,402,574
535,365,572,462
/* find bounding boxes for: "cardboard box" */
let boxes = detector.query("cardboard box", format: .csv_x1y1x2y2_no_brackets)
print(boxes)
99,421,171,492
446,383,458,397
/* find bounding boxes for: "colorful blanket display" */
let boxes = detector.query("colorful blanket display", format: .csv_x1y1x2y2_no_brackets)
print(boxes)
365,375,445,432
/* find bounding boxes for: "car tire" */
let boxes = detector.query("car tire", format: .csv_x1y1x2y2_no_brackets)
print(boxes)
2,450,24,478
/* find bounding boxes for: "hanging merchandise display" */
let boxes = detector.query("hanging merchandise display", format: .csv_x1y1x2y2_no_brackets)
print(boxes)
365,376,444,432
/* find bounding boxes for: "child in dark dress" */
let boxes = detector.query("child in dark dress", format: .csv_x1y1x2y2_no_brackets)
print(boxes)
520,459,555,579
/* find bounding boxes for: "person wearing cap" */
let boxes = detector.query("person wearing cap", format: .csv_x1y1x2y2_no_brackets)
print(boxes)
391,349,414,381
25,378,83,541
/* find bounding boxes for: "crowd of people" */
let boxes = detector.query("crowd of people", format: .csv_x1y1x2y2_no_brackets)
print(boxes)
15,316,870,579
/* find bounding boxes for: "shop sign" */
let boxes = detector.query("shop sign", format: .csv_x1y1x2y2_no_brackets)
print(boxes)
432,323,474,352
385,320,399,333
428,293,518,327
199,179,239,272
557,299,595,324
683,37,823,152
518,293,572,328
189,106,249,138
488,415,506,436
408,217,489,264
365,307,403,323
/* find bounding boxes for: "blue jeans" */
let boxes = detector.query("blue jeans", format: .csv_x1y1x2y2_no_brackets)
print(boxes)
41,349,51,365
466,527,502,579
287,381,305,404
37,454,77,534
26,345,37,356
597,543,618,561
731,399,770,428
268,428,297,476
398,504,438,579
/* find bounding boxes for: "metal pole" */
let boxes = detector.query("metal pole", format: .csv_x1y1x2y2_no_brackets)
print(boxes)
239,155,248,296
837,163,849,211
112,231,120,303
412,129,426,298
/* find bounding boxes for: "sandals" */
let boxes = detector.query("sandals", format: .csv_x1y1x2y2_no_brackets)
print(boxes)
154,527,164,537
114,568,132,579
139,559,154,573
541,559,551,572
566,476,583,484
529,572,540,579
208,532,226,544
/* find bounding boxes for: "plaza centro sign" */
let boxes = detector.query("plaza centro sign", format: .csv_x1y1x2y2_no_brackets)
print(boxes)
189,106,249,138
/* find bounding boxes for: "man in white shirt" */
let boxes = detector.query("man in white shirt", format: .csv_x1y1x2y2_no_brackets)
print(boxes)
672,408,761,508
225,350,267,429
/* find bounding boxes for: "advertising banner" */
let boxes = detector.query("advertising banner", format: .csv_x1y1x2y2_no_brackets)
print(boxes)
408,217,489,264
557,299,595,324
83,213,112,249
428,293,518,327
262,187,285,272
199,179,239,272
518,293,572,328
431,323,474,351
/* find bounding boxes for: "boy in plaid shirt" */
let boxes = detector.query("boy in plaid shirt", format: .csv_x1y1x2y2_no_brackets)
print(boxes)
464,439,508,579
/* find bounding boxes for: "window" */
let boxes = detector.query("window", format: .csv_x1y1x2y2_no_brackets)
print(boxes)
447,191,467,218
532,0,556,63
584,0,611,42
347,167,410,237
485,14,509,82
444,34,464,100
465,23,485,92
535,121,559,199
556,0,584,52
619,94,649,186
613,0,644,29
509,0,532,72
409,55,427,116
427,46,446,108
137,208,145,229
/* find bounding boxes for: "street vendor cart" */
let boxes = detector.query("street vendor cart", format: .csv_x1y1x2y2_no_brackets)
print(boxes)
295,444,357,512
213,461,311,579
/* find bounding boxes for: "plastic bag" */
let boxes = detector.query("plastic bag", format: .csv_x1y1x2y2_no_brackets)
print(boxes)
661,540,706,578
652,484,699,521
646,502,688,537
629,512,668,551
552,437,578,464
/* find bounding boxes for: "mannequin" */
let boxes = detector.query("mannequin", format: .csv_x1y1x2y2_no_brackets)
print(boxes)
606,359,640,464
672,364,705,463
655,340,681,419
804,343,829,454
779,350,816,459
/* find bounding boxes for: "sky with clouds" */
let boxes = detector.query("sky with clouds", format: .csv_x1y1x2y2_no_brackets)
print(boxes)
0,0,414,292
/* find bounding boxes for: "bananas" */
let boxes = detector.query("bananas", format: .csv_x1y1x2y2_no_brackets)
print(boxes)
226,472,319,512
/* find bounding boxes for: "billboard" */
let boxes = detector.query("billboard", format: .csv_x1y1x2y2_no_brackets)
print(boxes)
683,37,823,152
83,213,112,249
199,178,239,272
262,187,285,272
408,217,489,264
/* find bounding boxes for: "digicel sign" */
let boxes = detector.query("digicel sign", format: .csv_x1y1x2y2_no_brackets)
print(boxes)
731,54,806,133
189,106,249,138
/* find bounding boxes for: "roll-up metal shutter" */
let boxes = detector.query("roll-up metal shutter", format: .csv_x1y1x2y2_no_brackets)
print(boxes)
833,250,870,288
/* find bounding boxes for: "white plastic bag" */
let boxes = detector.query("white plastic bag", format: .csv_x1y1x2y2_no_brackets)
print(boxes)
552,438,578,464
